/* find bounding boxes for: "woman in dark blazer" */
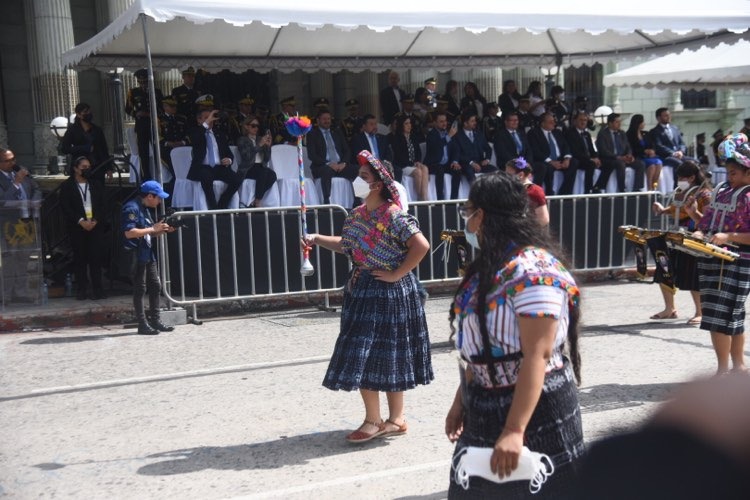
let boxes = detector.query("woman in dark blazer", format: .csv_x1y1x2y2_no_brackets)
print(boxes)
390,115,430,201
60,103,111,182
59,156,107,300
459,82,487,121
236,115,277,207
626,114,663,190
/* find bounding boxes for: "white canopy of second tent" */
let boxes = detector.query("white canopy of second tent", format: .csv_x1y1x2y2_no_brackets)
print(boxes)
61,0,750,72
603,40,750,90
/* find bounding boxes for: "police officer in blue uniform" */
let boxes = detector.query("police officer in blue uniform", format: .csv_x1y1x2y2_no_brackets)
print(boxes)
122,180,175,335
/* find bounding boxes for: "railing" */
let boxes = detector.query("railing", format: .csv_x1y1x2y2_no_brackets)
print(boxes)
161,191,667,316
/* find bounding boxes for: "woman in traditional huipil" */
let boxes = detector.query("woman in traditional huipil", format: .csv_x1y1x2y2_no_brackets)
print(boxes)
692,133,750,374
304,150,433,443
445,172,583,498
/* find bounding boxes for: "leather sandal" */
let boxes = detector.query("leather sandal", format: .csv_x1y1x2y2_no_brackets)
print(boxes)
345,419,385,444
380,418,408,437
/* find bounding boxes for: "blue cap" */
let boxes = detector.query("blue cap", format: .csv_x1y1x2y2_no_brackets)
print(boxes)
140,180,169,198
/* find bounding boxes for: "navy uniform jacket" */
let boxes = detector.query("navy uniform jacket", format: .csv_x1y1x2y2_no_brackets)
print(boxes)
159,113,188,148
121,198,157,263
171,84,200,120
126,87,164,122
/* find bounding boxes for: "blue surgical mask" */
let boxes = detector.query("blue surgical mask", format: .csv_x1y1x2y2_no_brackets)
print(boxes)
465,228,480,250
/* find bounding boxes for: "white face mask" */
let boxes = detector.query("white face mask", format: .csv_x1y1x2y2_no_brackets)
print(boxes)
558,93,565,101
677,180,691,191
353,177,373,199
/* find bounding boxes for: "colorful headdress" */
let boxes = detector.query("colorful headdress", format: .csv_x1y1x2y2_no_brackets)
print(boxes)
507,156,530,171
356,150,401,208
718,133,750,169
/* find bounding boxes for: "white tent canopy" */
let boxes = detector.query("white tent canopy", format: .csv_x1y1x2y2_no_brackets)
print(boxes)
603,40,750,90
61,0,750,73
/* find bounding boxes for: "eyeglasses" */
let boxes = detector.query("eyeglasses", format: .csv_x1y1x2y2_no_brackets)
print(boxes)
458,206,477,221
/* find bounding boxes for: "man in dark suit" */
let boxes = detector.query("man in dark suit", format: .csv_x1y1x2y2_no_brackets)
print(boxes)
0,148,42,303
597,113,646,192
565,111,607,194
307,109,357,204
188,109,242,209
494,111,533,169
449,112,497,188
379,71,405,126
424,112,459,200
528,112,578,195
60,102,111,182
650,107,697,172
350,114,391,167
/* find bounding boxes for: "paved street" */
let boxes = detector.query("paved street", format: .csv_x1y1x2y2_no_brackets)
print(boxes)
0,279,726,499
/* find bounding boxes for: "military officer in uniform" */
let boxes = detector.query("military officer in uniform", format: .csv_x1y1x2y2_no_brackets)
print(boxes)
424,77,438,110
171,66,200,120
394,94,425,143
126,68,164,181
121,180,176,335
237,94,255,124
269,96,298,145
311,97,334,129
340,98,362,144
158,96,188,194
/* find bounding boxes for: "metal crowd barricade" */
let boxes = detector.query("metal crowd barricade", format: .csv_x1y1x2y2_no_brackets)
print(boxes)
160,191,670,317
160,204,352,316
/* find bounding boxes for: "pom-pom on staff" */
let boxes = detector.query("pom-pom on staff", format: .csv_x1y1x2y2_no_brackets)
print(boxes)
285,115,315,276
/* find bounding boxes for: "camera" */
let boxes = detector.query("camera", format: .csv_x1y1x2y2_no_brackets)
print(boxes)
216,111,229,121
160,209,189,229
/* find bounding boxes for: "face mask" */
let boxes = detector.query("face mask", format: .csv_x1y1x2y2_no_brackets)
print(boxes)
80,168,91,179
81,113,93,122
677,180,691,191
353,177,373,198
558,93,565,101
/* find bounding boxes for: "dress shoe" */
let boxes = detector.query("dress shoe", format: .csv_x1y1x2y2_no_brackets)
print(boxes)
147,312,174,332
137,321,159,335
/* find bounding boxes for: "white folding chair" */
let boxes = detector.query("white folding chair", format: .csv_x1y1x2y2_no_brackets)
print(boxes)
270,144,320,206
185,145,240,211
126,127,171,184
443,173,471,200
170,146,195,208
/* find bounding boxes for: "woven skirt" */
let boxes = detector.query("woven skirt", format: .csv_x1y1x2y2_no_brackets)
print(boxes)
322,269,433,392
673,250,700,291
698,255,750,335
448,363,584,499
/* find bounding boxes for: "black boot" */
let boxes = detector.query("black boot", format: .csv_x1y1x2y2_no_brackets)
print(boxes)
147,311,174,332
138,320,159,335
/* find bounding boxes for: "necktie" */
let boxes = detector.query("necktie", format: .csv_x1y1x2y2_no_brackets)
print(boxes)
440,131,449,164
324,129,339,163
665,125,674,142
547,131,558,160
511,131,522,154
468,131,474,143
613,132,625,156
206,130,216,166
369,134,380,159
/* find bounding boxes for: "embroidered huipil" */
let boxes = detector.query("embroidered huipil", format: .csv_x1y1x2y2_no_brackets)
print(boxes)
697,187,750,234
453,247,580,388
341,202,420,270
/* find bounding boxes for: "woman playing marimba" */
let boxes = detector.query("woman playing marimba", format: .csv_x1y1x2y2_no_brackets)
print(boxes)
692,134,750,374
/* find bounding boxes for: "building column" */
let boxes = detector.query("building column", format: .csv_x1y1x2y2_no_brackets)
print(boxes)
309,70,334,112
358,71,380,120
605,62,621,112
270,70,308,114
156,70,181,99
107,0,136,155
668,88,684,112
25,0,79,172
333,71,358,120
0,72,7,149
471,68,502,105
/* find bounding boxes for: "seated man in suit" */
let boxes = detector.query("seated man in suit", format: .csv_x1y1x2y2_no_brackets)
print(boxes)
494,111,533,170
597,113,646,193
350,114,391,167
650,107,698,175
449,111,498,189
528,112,578,195
564,111,608,194
424,112,459,200
307,109,357,204
187,109,242,210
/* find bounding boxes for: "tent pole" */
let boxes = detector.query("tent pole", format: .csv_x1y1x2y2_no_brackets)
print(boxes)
140,13,163,188
140,13,173,309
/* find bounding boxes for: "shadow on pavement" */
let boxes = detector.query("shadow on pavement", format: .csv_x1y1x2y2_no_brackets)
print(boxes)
395,493,448,500
578,381,681,415
19,332,135,344
137,430,389,476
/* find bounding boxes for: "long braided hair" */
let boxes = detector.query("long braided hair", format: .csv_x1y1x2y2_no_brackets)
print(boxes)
448,172,581,384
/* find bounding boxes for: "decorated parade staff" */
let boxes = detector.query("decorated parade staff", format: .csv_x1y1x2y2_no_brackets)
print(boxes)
285,114,315,275
692,133,750,374
303,150,432,444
